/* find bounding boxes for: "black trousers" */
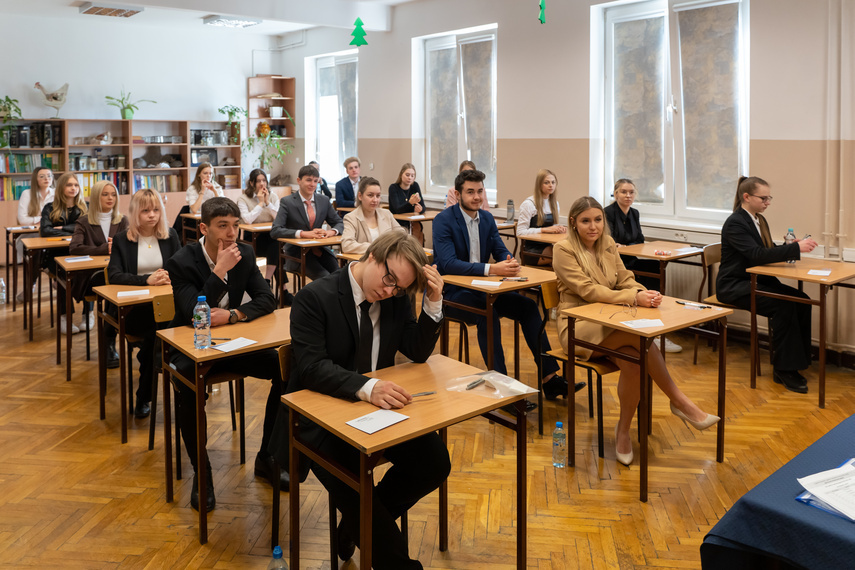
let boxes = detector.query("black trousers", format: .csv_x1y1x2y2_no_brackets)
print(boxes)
311,430,450,570
124,304,157,403
620,255,661,291
171,348,282,471
728,281,812,372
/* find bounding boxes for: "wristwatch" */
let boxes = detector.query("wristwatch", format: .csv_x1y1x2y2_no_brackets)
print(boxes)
228,309,239,325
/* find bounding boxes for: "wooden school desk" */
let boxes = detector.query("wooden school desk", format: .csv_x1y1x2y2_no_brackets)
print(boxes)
237,222,272,257
179,212,202,244
563,296,731,501
615,240,704,294
519,231,564,265
158,308,292,544
336,247,434,265
21,236,71,340
747,258,855,408
283,354,529,570
276,235,342,304
496,220,519,257
5,225,39,312
94,284,172,444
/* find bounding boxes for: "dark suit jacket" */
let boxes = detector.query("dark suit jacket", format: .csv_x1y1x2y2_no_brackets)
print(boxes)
433,204,511,278
270,191,344,272
164,240,275,329
716,208,800,303
108,228,181,287
70,216,129,256
271,266,442,474
604,202,644,246
334,176,357,208
40,203,84,237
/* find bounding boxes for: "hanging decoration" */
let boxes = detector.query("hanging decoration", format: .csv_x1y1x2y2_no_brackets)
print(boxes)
350,17,368,46
538,0,546,24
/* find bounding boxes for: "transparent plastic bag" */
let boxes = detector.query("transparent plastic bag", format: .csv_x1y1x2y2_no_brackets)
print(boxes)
446,371,538,400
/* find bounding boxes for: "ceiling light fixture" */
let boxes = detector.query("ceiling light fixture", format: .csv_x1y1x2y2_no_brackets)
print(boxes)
203,15,262,29
79,2,144,18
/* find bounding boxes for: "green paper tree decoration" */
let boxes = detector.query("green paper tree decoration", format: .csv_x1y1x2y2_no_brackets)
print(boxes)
538,0,546,24
350,17,368,46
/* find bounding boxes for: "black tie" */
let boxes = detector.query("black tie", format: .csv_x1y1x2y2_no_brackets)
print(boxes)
357,300,373,374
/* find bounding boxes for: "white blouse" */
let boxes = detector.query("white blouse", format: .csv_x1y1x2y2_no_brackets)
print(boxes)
17,187,55,225
136,236,163,276
185,183,224,209
237,192,280,224
517,196,560,236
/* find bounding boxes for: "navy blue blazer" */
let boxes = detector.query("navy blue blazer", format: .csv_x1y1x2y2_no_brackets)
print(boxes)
334,176,356,208
433,205,512,280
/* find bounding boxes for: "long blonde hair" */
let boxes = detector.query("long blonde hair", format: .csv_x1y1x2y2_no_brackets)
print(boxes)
564,196,611,277
191,163,216,192
87,180,123,225
49,173,87,224
28,167,53,217
533,169,560,227
395,163,416,186
127,189,169,242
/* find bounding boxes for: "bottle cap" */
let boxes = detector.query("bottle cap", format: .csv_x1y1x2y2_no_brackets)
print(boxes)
556,421,563,429
788,228,794,232
272,545,283,558
197,295,206,302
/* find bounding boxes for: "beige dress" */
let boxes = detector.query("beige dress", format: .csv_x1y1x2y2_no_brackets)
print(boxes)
342,206,405,254
553,235,645,360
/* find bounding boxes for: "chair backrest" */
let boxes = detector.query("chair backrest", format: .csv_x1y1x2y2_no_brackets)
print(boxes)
103,266,110,285
277,344,292,386
541,279,560,311
152,294,175,324
697,242,722,301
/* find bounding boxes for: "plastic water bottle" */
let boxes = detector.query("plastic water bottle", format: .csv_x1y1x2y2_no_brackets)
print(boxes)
506,199,515,221
0,278,6,305
267,545,288,569
784,228,797,264
193,295,211,350
552,421,566,468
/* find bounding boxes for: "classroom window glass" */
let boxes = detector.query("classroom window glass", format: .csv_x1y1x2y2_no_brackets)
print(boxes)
308,52,358,181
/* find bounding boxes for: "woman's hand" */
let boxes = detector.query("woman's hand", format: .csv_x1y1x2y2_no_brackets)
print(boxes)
636,289,662,308
408,193,420,205
146,268,171,286
414,203,423,214
258,187,269,207
107,237,112,255
542,225,567,234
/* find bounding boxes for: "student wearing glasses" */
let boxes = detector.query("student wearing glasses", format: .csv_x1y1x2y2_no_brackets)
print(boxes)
553,196,719,466
717,176,818,394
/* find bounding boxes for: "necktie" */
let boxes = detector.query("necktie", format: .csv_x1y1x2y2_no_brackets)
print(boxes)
357,300,373,374
305,199,316,227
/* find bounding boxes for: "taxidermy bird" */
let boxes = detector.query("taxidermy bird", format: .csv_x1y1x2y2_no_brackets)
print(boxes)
34,82,69,118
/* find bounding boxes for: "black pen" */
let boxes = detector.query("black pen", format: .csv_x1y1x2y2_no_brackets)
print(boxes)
411,391,436,398
466,378,485,390
676,301,711,309
211,337,232,341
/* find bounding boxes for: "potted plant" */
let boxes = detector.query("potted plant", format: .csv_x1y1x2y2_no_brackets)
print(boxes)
242,113,296,171
105,89,156,119
217,105,247,145
0,95,22,147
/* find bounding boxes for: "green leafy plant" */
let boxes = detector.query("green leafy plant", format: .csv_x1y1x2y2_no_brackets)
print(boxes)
0,96,22,147
217,105,247,144
105,89,156,119
242,131,295,171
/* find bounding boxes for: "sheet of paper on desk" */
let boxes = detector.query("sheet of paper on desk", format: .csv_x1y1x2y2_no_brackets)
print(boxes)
807,269,832,276
212,337,257,353
346,409,409,434
296,240,320,245
620,318,665,329
409,215,426,220
675,247,702,253
471,279,502,287
255,225,272,230
117,289,150,297
797,461,855,520
65,256,93,262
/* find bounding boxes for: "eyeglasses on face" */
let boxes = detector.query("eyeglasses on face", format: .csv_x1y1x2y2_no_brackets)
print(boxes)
751,194,773,203
382,260,407,297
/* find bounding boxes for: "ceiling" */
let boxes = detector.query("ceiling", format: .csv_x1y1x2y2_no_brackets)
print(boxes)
0,0,420,35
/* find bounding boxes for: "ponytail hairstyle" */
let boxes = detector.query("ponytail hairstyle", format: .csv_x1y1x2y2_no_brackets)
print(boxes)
733,176,769,212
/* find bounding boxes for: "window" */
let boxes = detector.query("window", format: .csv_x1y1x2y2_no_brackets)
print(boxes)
416,25,497,203
592,0,748,227
305,50,358,181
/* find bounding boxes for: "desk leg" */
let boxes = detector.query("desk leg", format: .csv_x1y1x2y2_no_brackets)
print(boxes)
486,294,495,371
10,235,16,313
638,336,649,503
300,248,308,291
566,316,577,468
277,245,284,307
514,322,520,379
440,319,449,357
819,285,827,409
659,261,668,364
289,409,301,570
515,398,527,569
716,317,727,463
195,363,209,544
65,272,73,381
163,346,174,503
97,297,106,421
359,453,374,569
56,274,63,366
439,427,448,551
118,307,128,444
24,250,30,333
749,275,758,389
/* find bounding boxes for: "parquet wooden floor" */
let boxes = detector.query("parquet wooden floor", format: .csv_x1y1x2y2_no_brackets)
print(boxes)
0,284,853,569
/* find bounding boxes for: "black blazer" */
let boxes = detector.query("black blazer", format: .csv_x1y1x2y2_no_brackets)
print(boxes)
107,228,181,287
270,191,344,272
716,208,800,303
70,216,129,256
165,240,274,329
604,202,644,246
40,203,84,237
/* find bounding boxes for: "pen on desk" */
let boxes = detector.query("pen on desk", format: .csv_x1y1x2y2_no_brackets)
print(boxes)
211,337,231,341
676,300,711,309
465,378,485,390
411,391,436,398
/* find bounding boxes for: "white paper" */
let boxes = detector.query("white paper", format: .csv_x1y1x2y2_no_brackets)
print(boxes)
10,225,36,231
807,269,832,276
471,279,502,288
346,409,409,434
408,215,426,220
296,240,320,245
211,337,257,353
116,289,150,298
64,256,93,263
254,225,272,231
675,247,702,253
620,318,665,329
797,463,855,520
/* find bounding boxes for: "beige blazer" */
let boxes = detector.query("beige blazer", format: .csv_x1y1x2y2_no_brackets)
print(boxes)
341,206,405,254
553,235,645,360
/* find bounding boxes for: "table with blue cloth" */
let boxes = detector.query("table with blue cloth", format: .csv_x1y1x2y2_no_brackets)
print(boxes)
701,414,855,570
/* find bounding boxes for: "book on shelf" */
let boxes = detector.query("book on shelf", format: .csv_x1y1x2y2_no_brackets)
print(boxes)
72,172,129,197
133,173,180,194
1,178,31,202
0,153,63,174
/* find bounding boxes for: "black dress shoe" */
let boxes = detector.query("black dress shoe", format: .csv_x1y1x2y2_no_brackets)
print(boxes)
280,290,294,307
773,369,808,394
336,520,356,561
501,400,538,414
106,343,120,369
574,381,586,393
254,452,290,488
134,401,151,418
542,376,568,400
190,471,216,511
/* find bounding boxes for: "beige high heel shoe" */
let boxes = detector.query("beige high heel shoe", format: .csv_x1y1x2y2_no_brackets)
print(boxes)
670,402,720,431
614,425,634,466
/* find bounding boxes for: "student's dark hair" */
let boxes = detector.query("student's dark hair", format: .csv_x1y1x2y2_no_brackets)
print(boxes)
454,169,486,192
458,160,476,173
201,196,240,225
244,168,268,198
298,164,319,179
733,176,769,212
359,232,428,295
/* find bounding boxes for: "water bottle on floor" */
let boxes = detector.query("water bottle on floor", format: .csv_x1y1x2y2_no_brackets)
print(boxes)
552,421,566,468
267,545,288,569
193,295,211,350
784,228,797,264
0,278,6,305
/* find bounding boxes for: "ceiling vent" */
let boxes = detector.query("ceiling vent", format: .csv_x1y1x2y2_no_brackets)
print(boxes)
203,15,262,29
79,3,144,18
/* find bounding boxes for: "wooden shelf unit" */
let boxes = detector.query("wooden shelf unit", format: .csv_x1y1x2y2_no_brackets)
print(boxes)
247,75,296,140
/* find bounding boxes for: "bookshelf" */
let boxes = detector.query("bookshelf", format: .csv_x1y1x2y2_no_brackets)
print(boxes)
247,75,296,141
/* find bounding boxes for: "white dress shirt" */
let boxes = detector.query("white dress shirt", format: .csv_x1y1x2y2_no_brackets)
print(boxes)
460,204,490,276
